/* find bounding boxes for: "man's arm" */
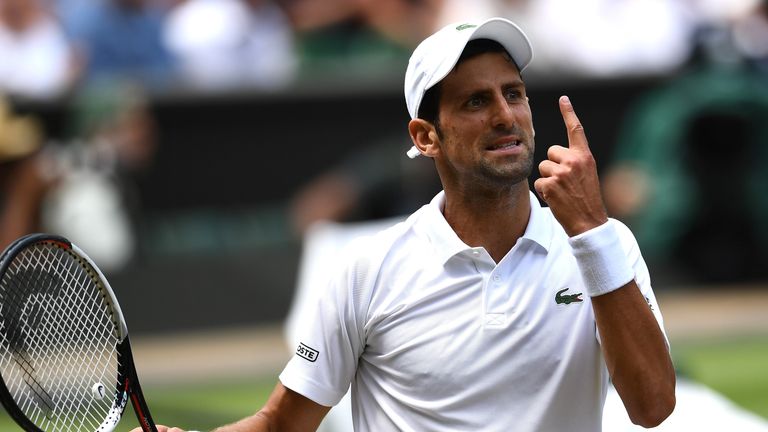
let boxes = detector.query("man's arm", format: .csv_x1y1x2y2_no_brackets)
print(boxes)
591,281,675,427
131,382,330,432
535,96,675,427
213,382,331,432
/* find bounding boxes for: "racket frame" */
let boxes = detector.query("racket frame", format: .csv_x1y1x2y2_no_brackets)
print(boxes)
0,233,157,432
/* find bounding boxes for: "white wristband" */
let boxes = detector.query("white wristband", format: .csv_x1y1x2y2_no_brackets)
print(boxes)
568,220,635,297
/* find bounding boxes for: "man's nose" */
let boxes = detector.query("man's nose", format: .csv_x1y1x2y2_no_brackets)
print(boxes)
491,96,515,129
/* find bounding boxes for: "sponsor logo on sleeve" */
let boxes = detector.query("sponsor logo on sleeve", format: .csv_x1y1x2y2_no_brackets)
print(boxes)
296,342,319,363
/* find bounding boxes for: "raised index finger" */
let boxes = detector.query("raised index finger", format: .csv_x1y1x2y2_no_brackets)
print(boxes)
559,95,590,152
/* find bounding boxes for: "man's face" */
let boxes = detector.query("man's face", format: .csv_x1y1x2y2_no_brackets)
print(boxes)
433,51,535,189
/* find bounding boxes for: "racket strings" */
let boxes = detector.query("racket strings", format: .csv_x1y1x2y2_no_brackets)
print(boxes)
2,254,57,416
0,242,123,432
3,245,118,431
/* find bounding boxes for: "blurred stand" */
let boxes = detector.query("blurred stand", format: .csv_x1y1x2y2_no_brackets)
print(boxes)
0,83,156,275
66,0,175,88
730,0,768,71
40,84,158,273
437,0,765,79
0,0,79,100
435,0,696,78
2,0,757,95
603,1,768,285
289,132,441,237
276,0,440,77
513,0,695,78
163,0,297,91
14,0,750,93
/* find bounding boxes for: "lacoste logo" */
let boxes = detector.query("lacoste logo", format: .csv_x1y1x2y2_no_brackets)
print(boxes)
555,288,583,305
456,24,478,31
296,342,319,362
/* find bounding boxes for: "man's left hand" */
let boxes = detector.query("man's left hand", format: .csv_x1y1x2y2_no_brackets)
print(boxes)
129,427,192,432
534,96,608,237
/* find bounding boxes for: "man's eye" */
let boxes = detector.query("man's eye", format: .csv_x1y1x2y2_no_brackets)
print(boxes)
467,96,484,108
505,90,521,101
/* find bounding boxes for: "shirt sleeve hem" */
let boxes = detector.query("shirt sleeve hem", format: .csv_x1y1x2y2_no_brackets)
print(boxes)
278,371,345,407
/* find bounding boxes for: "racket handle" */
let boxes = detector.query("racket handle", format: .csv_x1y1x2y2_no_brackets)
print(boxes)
129,376,158,432
121,337,158,432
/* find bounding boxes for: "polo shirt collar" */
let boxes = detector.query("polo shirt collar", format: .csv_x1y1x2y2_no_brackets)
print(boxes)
523,190,553,253
419,190,552,265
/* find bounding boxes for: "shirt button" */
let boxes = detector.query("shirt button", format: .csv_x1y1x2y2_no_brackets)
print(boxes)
472,250,480,256
493,275,501,282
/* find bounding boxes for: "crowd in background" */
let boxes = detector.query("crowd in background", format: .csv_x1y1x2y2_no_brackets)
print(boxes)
0,0,766,100
1,0,768,285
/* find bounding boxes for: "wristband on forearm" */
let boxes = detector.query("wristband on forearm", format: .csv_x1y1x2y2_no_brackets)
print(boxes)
568,220,635,297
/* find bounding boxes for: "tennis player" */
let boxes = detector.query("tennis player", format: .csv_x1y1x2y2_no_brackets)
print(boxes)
144,17,675,432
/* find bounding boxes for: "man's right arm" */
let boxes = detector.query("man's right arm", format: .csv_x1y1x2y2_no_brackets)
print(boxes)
133,382,331,432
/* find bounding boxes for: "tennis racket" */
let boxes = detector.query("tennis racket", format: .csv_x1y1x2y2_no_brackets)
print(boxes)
0,233,156,432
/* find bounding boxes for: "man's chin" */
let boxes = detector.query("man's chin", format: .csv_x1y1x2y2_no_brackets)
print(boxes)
481,166,532,187
479,156,533,185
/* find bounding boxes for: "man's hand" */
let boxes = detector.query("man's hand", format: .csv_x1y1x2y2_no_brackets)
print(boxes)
130,427,192,432
125,383,328,432
534,96,608,236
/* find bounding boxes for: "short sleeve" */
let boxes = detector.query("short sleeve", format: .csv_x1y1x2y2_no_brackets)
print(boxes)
279,241,372,407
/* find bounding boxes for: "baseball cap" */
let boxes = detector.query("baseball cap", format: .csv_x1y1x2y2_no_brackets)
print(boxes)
404,17,533,158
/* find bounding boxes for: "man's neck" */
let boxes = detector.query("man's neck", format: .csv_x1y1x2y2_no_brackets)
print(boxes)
442,182,531,263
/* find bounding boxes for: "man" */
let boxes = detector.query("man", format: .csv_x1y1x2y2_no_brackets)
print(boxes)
144,17,675,432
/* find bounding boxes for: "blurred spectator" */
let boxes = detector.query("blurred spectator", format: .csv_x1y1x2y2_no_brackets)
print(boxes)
33,0,762,92
68,0,174,88
437,0,698,78
731,0,768,68
163,0,297,90
436,0,526,31
51,0,105,36
603,64,768,284
66,82,157,174
0,0,78,99
0,95,51,248
695,0,768,70
278,0,433,74
279,0,710,80
39,83,158,272
290,132,441,236
354,0,444,48
523,0,696,77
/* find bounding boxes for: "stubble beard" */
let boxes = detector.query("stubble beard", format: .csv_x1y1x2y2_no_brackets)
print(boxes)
476,136,535,188
437,121,536,191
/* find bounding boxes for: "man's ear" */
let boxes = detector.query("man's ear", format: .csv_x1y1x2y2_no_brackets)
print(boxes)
408,118,440,158
526,96,535,137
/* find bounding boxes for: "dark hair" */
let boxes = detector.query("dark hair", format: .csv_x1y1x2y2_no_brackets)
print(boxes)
417,39,519,133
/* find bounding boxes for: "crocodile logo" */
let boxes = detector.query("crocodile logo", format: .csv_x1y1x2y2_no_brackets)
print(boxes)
456,24,478,31
555,288,583,305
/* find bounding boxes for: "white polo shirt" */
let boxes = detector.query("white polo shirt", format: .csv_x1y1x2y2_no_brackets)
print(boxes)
280,191,666,432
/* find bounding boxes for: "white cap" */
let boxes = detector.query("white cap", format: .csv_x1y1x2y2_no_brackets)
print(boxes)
404,17,533,158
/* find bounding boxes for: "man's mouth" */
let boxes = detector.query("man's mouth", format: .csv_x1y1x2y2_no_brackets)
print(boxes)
486,138,522,151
